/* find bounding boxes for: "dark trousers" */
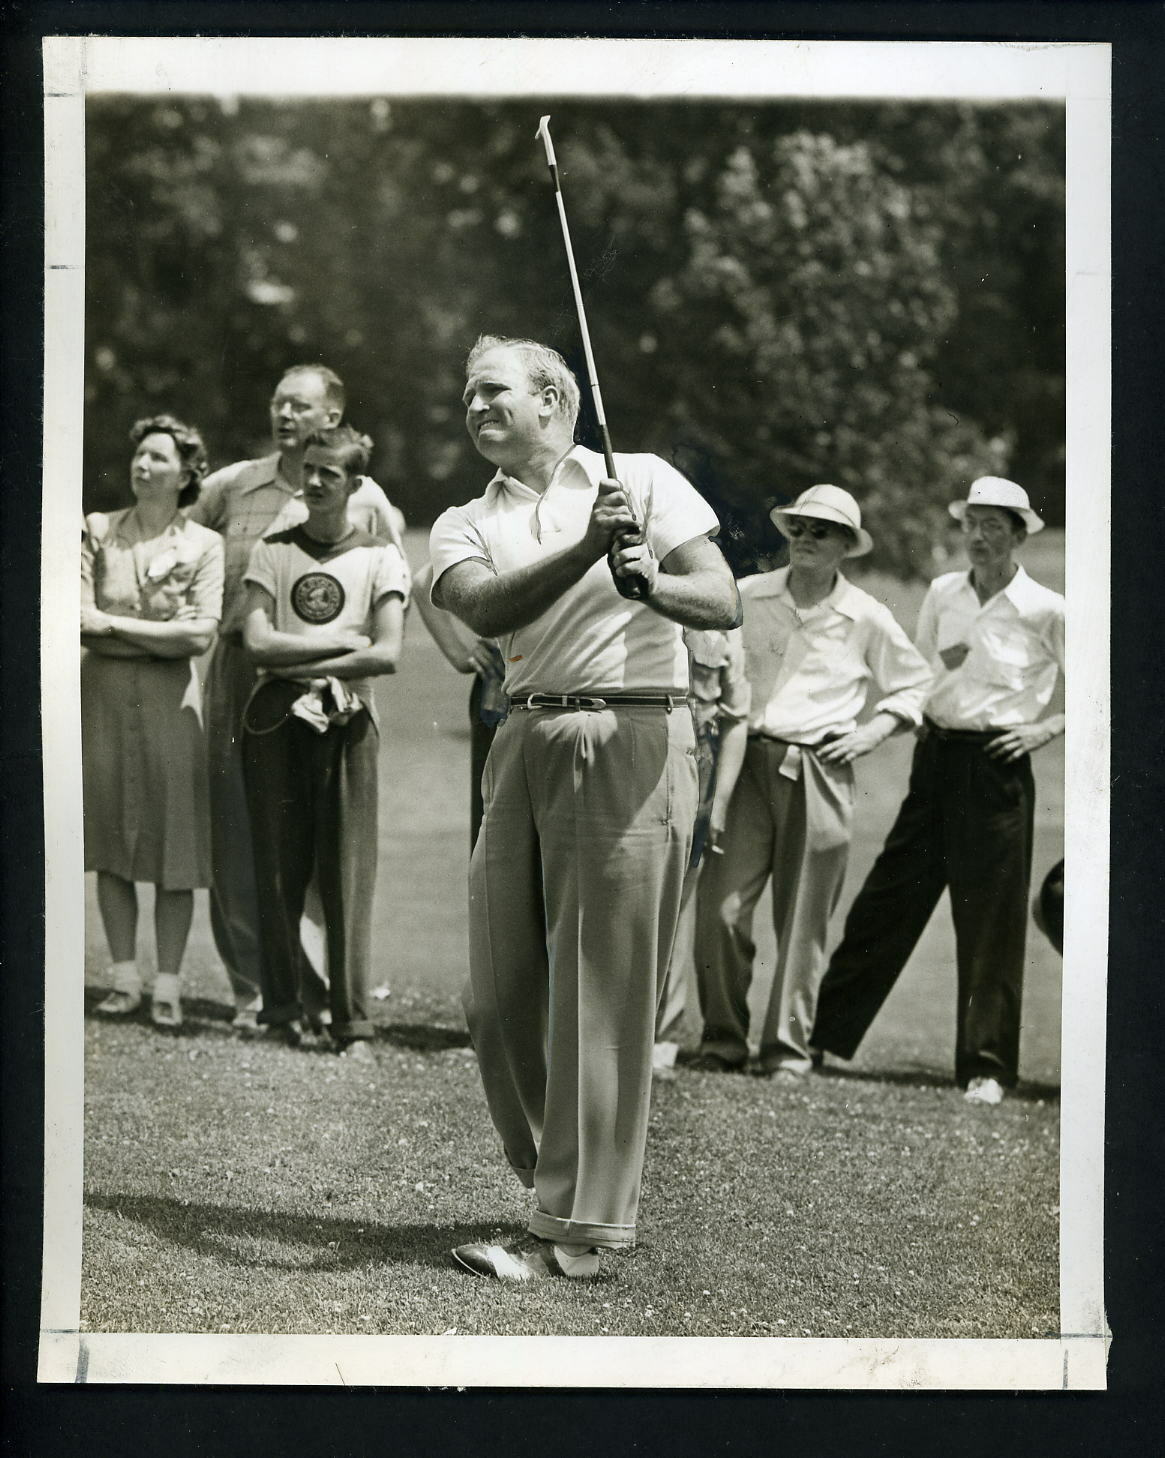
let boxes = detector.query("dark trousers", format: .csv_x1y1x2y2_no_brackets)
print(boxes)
811,728,1035,1087
242,680,379,1040
204,636,328,1011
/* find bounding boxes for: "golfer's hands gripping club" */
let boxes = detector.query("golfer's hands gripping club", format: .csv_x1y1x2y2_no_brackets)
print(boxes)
587,478,655,599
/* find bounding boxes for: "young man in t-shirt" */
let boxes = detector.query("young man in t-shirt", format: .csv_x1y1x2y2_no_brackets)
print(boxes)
241,425,408,1056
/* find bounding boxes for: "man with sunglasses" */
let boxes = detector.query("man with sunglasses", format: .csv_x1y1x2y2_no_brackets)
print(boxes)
811,478,1064,1105
693,485,931,1079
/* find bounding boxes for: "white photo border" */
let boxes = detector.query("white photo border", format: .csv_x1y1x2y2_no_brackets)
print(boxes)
39,33,1111,1391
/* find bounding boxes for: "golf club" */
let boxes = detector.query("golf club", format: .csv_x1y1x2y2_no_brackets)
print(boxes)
537,115,647,600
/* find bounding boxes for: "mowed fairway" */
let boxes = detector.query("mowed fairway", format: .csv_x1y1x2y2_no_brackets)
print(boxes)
81,531,1063,1341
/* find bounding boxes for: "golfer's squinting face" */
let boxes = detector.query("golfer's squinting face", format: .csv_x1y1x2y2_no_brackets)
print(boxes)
463,349,548,467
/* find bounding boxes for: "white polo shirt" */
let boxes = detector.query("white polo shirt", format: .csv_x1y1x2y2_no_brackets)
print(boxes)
428,445,719,696
739,568,932,744
917,566,1065,731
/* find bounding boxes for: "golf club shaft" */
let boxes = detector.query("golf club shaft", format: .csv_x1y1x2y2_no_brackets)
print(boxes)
537,116,645,600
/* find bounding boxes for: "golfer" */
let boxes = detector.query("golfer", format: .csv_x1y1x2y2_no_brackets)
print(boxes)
692,486,932,1078
811,478,1065,1105
429,334,739,1281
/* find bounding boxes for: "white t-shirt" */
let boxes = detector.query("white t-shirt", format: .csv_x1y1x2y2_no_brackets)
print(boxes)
244,524,409,707
428,445,719,696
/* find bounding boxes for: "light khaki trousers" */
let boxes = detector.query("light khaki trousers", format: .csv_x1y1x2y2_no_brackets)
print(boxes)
464,703,697,1249
695,738,854,1072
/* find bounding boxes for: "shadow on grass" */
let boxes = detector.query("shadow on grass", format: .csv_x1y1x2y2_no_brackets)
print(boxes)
83,988,472,1055
672,1047,1059,1102
83,988,236,1031
85,1189,517,1272
814,1063,1061,1102
379,1022,471,1052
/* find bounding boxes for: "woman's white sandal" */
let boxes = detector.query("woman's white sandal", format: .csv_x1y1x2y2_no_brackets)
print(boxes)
150,973,183,1029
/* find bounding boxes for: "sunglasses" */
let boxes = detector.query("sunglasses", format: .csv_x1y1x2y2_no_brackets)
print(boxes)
784,520,839,540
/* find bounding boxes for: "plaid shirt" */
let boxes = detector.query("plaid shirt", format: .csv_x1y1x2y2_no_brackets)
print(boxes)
189,453,405,634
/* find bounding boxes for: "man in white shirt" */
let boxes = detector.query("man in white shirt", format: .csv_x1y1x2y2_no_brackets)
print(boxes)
429,334,739,1281
189,363,407,1028
692,486,932,1078
811,478,1065,1105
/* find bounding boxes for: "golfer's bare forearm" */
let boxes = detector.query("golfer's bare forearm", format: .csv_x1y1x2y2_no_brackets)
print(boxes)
434,545,597,638
643,570,742,631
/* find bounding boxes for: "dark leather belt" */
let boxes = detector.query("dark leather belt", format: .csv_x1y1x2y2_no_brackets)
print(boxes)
510,692,688,712
922,717,1003,744
748,732,821,749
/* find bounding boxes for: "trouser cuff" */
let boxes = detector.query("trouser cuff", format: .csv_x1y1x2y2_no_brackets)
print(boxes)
331,1020,374,1041
698,1032,748,1067
527,1211,636,1250
258,1000,302,1027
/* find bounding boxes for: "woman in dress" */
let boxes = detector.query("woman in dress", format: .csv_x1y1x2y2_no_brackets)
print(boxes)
81,415,224,1028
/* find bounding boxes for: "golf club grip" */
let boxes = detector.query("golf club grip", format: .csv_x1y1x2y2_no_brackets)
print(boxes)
599,428,647,600
610,530,648,600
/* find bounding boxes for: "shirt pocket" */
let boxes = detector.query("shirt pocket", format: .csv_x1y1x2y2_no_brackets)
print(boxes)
972,625,1041,690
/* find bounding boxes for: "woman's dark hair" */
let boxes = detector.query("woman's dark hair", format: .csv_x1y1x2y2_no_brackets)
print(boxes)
130,414,209,509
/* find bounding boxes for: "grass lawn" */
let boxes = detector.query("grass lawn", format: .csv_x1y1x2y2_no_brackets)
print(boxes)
80,530,1064,1340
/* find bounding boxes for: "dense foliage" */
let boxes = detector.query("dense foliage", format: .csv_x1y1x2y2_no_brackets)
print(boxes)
85,97,1063,577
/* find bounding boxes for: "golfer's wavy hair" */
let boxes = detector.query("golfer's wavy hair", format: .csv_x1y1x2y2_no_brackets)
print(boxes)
302,423,372,479
279,362,346,413
467,334,581,435
129,414,209,509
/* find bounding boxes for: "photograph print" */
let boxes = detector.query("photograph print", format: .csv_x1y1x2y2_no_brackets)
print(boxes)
39,34,1109,1389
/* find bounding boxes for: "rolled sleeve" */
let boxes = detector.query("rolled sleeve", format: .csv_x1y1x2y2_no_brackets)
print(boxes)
867,605,933,728
372,542,411,608
242,538,277,600
636,457,719,562
428,507,493,597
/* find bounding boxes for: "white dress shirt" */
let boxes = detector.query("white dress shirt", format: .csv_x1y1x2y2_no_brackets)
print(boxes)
739,568,932,744
429,445,718,696
917,566,1065,731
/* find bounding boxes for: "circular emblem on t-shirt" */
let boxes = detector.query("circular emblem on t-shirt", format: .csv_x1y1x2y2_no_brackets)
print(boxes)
291,572,345,624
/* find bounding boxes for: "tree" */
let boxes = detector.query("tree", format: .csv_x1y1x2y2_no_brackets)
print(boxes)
648,132,1011,578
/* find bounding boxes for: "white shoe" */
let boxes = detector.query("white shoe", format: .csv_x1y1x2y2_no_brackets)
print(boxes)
652,1040,679,1070
337,1038,375,1064
452,1236,602,1282
232,995,263,1033
95,963,142,1017
150,973,183,1029
964,1076,1005,1105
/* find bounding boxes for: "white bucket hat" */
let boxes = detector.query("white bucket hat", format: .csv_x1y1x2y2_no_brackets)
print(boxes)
769,484,873,559
949,476,1044,534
